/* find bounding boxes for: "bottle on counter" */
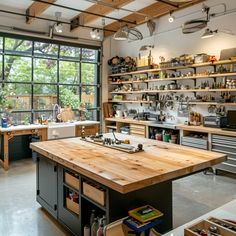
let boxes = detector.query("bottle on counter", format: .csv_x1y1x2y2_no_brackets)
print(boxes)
90,209,96,227
91,218,99,236
96,218,104,236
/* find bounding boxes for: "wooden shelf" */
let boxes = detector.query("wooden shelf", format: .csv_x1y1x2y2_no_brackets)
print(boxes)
106,125,117,130
111,88,236,94
108,59,236,77
188,102,236,106
109,72,236,85
110,100,153,104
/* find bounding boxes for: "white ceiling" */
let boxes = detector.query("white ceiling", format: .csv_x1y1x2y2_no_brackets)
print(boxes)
0,0,156,27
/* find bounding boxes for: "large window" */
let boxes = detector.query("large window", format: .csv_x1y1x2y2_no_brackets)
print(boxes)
0,35,100,124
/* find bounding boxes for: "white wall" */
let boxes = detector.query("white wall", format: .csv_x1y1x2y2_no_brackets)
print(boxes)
102,0,236,123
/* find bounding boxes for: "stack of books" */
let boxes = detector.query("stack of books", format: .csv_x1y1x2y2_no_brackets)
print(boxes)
123,205,163,233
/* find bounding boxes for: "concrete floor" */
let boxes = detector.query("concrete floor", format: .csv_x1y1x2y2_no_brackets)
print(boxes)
0,159,236,236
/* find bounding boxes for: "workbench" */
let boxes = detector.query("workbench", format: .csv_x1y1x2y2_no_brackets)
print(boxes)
30,134,226,235
0,124,47,170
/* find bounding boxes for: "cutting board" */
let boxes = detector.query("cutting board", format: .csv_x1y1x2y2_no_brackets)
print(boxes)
58,107,75,122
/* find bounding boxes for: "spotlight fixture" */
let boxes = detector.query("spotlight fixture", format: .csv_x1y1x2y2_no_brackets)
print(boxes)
201,28,218,39
54,22,63,33
113,27,128,41
168,11,175,23
90,28,101,40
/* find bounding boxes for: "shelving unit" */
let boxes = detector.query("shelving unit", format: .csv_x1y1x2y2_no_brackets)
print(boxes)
108,59,236,106
108,59,236,77
109,72,236,85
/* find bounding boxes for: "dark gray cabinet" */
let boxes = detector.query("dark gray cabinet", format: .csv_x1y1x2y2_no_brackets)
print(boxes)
36,155,172,235
211,134,236,174
37,155,57,218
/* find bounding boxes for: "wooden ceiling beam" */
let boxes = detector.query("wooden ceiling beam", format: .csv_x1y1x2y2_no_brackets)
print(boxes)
104,0,206,37
26,0,56,24
70,0,134,32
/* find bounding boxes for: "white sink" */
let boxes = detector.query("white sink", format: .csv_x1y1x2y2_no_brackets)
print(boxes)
47,123,75,140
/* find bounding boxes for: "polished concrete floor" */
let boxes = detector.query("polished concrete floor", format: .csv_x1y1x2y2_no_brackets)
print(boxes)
0,159,236,236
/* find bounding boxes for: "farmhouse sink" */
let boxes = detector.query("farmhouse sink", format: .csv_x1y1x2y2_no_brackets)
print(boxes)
47,122,75,140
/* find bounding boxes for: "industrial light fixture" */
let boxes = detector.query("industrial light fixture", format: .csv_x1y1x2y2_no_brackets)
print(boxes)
49,12,63,38
168,11,175,23
139,45,154,51
201,28,218,39
90,28,101,40
113,27,128,41
54,22,63,33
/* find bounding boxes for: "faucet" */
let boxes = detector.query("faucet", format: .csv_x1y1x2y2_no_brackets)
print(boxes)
52,104,61,122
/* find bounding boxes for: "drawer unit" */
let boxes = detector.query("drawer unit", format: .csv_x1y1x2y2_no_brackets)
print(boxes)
211,134,236,174
181,136,208,150
130,124,146,137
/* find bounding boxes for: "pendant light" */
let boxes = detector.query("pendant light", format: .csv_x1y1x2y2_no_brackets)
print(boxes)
113,27,128,41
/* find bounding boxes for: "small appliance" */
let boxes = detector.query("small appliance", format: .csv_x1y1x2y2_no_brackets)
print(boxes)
203,116,227,128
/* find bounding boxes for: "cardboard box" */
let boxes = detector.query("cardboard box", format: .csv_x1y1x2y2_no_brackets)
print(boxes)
66,197,79,215
65,172,80,190
83,182,105,206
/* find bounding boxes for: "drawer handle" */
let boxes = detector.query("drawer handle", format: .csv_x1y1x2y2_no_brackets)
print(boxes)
212,143,236,150
212,149,236,156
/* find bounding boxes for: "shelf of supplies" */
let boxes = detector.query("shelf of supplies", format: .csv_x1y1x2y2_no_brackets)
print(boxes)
106,125,117,130
110,88,236,94
109,72,236,85
108,59,236,77
188,102,236,105
110,89,236,94
111,100,154,104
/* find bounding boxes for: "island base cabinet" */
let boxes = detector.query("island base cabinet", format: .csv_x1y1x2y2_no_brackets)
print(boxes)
37,155,173,235
57,166,81,235
36,155,57,218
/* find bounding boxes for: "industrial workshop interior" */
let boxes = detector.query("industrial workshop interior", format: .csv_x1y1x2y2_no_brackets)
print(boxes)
0,0,236,235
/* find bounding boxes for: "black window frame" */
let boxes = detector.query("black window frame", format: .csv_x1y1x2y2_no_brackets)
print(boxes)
0,32,101,123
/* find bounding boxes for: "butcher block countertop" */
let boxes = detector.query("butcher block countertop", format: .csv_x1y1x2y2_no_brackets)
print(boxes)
30,133,226,194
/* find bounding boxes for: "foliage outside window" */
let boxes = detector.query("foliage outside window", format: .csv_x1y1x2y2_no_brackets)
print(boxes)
0,35,100,124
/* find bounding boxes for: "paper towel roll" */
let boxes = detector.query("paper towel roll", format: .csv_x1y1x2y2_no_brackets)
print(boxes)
83,225,90,236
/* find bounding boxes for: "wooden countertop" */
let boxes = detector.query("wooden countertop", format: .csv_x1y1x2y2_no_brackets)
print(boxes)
0,121,99,133
0,124,47,133
177,124,236,137
30,133,226,194
105,117,154,125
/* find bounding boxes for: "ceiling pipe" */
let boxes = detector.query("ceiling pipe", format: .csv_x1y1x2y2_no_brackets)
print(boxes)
0,9,116,33
156,0,179,9
31,0,137,25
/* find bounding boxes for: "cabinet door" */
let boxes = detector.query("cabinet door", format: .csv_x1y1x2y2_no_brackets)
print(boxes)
37,155,57,218
76,124,99,137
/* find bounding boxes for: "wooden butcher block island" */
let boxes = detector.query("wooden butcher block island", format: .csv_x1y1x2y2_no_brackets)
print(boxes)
30,133,226,236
